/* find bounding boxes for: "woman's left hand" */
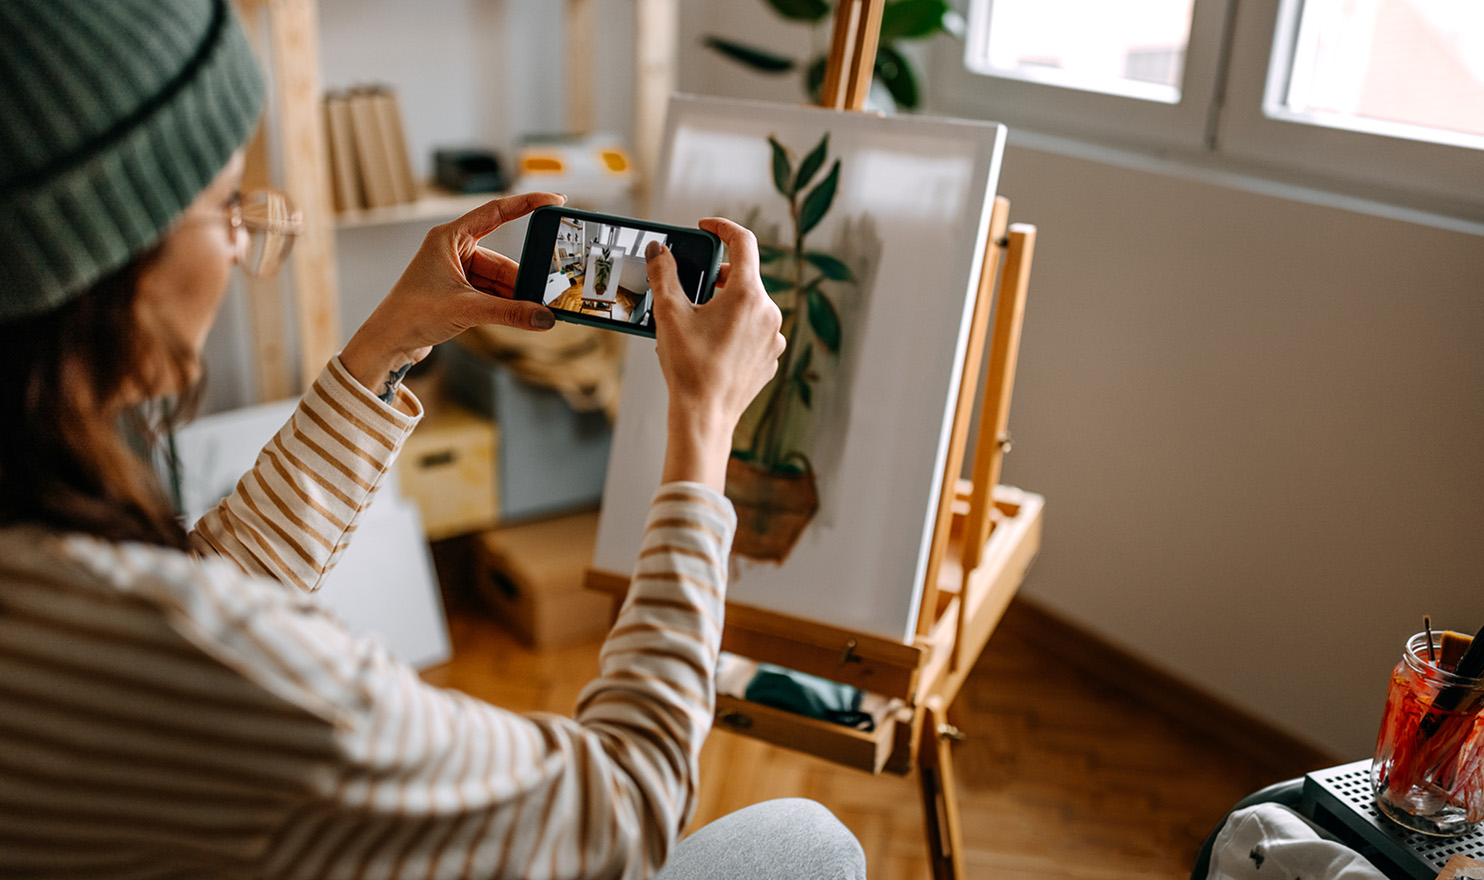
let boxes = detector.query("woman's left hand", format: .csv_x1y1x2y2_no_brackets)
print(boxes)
339,192,565,407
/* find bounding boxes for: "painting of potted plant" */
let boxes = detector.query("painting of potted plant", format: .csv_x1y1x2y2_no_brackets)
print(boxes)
727,132,857,562
593,245,613,297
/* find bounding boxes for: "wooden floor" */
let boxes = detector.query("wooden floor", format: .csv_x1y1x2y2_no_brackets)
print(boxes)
421,584,1312,880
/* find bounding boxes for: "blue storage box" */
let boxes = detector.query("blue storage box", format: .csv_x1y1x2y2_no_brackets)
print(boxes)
441,338,611,522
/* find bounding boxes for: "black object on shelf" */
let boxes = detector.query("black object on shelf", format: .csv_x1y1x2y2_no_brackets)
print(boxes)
434,148,507,194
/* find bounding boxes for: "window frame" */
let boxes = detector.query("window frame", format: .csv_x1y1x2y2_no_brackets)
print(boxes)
933,0,1231,153
1216,0,1484,218
931,0,1484,224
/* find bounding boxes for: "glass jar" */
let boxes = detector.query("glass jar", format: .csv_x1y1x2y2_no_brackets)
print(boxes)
1371,631,1483,836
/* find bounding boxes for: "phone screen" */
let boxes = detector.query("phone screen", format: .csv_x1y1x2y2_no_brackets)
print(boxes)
515,208,720,337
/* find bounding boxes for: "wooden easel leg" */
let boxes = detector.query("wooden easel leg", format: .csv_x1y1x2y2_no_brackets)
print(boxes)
918,698,967,880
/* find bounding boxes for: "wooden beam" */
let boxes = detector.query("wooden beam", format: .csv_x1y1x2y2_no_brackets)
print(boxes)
268,0,340,390
231,0,294,401
566,0,596,134
843,0,885,111
633,0,678,214
962,222,1036,574
819,0,885,111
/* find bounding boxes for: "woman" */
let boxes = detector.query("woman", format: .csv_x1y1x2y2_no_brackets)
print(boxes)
0,1,866,877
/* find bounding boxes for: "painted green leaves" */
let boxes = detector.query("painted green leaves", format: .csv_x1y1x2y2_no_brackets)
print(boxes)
769,132,839,237
763,133,849,358
745,129,857,466
805,281,842,352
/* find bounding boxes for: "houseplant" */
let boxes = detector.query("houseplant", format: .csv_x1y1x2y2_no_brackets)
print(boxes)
704,0,965,111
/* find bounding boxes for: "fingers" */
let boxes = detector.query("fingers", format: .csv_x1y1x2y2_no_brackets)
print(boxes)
467,246,519,296
699,217,759,282
450,192,565,241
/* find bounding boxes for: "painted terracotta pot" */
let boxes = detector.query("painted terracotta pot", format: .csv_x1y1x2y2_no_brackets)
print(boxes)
725,456,819,562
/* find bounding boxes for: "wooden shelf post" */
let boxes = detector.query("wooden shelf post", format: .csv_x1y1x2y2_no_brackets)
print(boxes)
233,0,341,399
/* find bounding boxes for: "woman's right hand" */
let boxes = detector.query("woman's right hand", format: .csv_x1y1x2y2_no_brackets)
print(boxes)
647,218,785,490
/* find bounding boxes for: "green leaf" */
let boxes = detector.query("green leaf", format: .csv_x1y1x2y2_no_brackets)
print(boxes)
880,0,953,41
806,287,842,352
768,136,794,198
804,251,853,281
798,160,840,236
795,133,830,194
791,343,814,381
702,36,797,73
874,45,919,109
775,457,808,475
758,244,786,263
796,375,814,408
764,0,831,22
805,55,828,104
760,274,794,294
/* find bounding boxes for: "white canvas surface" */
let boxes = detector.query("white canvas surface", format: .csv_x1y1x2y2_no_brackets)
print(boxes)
165,400,451,669
593,95,1005,642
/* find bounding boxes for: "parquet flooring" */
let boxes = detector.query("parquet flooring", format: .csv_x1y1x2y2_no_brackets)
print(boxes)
421,579,1299,880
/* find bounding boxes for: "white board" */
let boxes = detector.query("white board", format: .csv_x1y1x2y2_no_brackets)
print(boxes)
593,95,1006,642
165,400,451,668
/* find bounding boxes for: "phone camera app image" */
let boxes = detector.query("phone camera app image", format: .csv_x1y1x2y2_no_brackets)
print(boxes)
541,219,672,330
516,207,721,339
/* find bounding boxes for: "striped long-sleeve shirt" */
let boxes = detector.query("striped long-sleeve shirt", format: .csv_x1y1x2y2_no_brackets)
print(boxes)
0,356,735,879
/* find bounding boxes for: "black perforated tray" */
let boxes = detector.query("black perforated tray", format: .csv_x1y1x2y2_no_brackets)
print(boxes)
1302,760,1483,880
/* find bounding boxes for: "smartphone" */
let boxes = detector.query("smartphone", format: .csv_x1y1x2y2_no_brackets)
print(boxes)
513,206,723,337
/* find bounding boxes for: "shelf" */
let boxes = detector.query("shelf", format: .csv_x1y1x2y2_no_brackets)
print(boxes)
335,182,506,230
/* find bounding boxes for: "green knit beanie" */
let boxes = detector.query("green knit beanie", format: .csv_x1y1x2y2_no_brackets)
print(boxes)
0,0,266,321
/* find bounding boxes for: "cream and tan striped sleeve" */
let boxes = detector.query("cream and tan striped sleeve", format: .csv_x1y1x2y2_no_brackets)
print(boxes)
189,356,422,593
248,483,736,880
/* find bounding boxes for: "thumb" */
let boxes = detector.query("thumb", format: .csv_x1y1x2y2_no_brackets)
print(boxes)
645,241,686,311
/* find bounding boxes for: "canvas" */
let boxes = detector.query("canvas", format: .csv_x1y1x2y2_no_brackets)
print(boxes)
592,95,1006,642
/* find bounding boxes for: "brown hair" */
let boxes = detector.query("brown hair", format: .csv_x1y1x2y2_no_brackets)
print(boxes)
0,249,197,550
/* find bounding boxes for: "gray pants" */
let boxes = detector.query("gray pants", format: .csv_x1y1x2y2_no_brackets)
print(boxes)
655,799,867,880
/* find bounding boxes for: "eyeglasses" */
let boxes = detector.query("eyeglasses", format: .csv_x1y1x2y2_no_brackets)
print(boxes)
228,189,304,278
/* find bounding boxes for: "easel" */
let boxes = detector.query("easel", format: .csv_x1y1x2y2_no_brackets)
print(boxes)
585,2,1042,876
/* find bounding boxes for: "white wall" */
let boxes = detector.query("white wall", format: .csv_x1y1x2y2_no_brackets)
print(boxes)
676,2,1484,758
988,145,1484,758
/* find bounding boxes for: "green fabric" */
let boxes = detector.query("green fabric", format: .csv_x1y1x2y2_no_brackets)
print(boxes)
0,0,265,320
744,663,874,731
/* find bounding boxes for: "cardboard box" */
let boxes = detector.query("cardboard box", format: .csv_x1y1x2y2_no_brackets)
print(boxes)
472,511,615,649
397,403,499,541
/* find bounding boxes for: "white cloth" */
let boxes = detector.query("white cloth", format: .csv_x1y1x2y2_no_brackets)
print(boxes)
1209,804,1388,880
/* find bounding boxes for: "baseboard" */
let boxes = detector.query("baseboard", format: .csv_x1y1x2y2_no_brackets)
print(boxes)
998,595,1343,782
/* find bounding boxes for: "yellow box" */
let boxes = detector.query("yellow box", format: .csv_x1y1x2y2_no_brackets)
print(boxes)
396,404,498,541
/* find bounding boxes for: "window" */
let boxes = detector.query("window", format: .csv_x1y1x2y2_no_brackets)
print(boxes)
936,0,1484,222
965,0,1198,103
1269,0,1484,149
